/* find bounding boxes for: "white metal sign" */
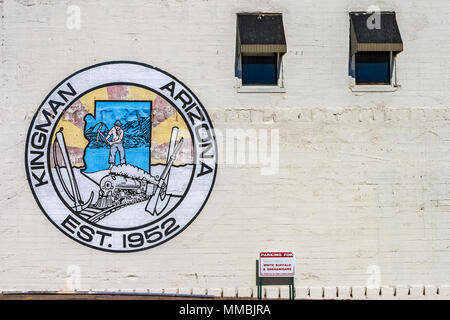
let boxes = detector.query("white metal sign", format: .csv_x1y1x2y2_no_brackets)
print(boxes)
259,252,296,277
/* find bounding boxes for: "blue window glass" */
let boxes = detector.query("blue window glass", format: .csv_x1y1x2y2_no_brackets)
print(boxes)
242,54,277,85
355,52,390,84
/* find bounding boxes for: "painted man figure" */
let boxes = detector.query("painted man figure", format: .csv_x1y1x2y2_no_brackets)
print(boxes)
105,120,126,169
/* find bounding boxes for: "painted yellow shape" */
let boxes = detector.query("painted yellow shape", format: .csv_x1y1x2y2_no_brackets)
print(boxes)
51,87,108,152
79,87,108,115
128,86,158,101
151,158,188,166
52,119,87,166
52,119,87,148
151,112,191,145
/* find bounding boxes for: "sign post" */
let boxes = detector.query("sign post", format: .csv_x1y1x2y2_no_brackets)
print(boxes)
258,252,296,300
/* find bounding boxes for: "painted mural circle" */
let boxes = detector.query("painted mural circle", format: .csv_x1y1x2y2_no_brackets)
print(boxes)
25,61,217,252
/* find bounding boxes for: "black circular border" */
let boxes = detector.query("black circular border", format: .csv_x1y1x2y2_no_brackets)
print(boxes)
25,61,218,253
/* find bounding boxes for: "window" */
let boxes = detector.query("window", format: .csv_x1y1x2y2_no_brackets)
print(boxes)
242,53,278,86
355,51,390,85
349,12,403,91
236,13,286,92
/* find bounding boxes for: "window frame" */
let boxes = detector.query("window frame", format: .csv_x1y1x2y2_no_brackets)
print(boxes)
241,53,278,86
237,51,285,93
235,12,286,93
350,51,398,92
355,51,391,85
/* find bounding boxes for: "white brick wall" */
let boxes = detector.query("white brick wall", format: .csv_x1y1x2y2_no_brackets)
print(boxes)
1,0,450,298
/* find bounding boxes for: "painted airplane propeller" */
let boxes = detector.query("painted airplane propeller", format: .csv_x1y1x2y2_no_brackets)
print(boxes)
145,127,184,216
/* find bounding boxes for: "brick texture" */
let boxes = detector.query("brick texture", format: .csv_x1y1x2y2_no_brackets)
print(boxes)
1,0,450,297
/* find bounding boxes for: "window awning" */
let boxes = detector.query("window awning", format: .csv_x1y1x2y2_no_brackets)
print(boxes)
237,14,287,54
350,12,403,56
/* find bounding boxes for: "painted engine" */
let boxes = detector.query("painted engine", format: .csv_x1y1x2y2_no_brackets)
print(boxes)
94,173,155,209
